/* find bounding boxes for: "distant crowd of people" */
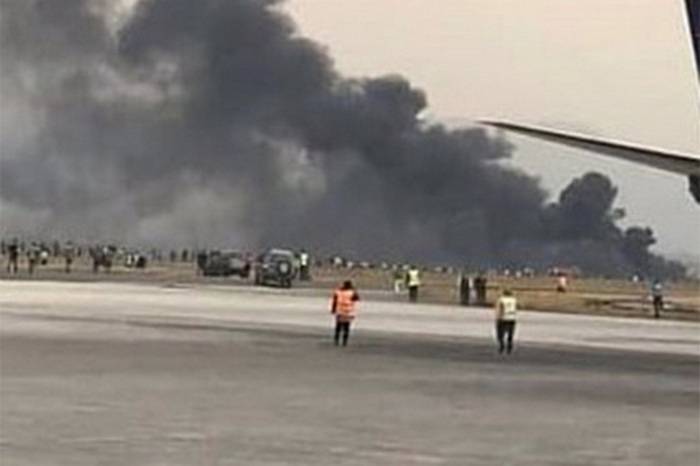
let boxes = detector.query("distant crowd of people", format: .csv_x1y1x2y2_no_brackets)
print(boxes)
1,237,668,318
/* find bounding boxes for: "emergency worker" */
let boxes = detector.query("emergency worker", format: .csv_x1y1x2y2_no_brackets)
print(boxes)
494,289,518,354
330,280,360,346
406,266,421,303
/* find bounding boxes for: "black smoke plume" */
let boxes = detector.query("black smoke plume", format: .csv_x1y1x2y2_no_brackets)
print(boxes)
0,0,684,278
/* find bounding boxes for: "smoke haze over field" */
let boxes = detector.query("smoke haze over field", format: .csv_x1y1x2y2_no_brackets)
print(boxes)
0,0,685,277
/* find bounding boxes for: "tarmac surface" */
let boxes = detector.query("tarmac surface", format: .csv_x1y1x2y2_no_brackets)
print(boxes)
1,280,699,465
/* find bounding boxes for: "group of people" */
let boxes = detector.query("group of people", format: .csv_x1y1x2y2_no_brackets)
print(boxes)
330,280,519,353
1,239,150,275
3,240,77,275
331,276,669,350
457,273,489,306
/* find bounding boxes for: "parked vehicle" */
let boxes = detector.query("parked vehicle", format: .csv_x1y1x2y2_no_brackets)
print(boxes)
254,248,296,288
202,250,251,278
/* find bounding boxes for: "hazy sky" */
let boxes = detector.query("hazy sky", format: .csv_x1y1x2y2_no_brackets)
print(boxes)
285,0,700,257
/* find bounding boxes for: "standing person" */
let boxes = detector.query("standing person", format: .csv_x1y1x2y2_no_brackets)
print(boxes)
406,265,421,303
474,273,488,305
27,243,39,275
494,289,518,354
458,272,471,306
556,273,568,293
330,280,360,346
650,280,664,319
63,241,75,273
90,246,101,273
39,248,49,266
102,246,114,273
196,250,208,275
299,249,310,281
392,268,404,294
6,240,19,274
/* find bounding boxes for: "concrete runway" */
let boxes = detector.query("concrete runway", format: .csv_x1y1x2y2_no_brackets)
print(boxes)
1,281,699,465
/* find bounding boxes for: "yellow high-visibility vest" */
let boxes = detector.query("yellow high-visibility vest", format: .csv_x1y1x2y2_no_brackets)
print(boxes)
407,269,421,287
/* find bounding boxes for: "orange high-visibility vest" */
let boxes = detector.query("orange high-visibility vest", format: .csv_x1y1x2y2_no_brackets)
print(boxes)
333,289,357,321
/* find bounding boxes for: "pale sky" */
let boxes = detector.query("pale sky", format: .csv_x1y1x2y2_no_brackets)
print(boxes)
285,0,700,258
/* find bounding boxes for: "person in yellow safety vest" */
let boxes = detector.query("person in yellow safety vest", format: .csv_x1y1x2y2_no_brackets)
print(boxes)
495,288,518,354
330,280,360,346
406,266,421,303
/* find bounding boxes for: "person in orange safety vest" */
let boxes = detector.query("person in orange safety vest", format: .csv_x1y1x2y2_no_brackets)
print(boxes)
330,280,360,346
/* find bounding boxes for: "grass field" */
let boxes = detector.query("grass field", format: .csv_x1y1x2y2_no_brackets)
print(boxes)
2,256,698,321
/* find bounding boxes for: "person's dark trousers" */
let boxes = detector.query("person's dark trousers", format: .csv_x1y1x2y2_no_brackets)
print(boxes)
653,297,663,318
459,280,470,306
334,321,351,346
409,286,418,303
496,320,516,354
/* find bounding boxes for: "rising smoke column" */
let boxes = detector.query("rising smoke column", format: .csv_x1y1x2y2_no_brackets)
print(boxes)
0,0,683,278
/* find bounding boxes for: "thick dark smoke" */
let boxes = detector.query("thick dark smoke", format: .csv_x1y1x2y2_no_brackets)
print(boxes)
0,0,684,278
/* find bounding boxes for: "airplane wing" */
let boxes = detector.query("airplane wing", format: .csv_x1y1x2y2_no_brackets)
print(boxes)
479,120,700,177
479,2,700,203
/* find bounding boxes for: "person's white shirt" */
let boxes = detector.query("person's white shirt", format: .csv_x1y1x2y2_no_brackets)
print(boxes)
495,295,517,321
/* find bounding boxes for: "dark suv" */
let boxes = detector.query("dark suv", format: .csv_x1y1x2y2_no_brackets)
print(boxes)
254,249,296,288
202,250,251,278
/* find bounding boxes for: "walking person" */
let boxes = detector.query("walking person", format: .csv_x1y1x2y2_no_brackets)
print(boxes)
406,265,421,303
494,289,518,354
330,280,360,346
